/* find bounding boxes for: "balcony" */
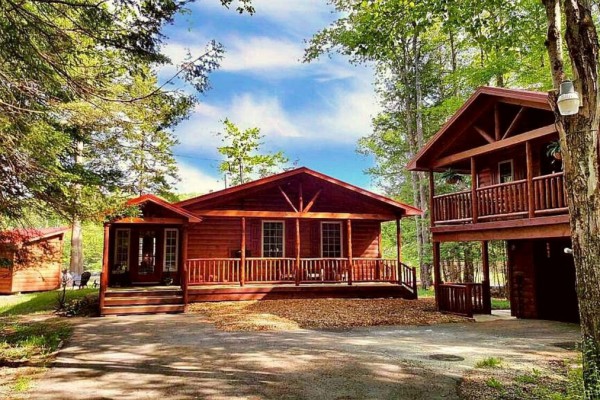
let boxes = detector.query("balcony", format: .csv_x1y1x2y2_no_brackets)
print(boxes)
432,172,567,225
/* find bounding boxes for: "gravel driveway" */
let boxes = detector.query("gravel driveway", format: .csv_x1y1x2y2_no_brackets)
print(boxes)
25,314,579,400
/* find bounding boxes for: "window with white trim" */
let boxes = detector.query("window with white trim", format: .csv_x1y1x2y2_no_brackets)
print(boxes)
262,221,284,257
114,229,130,269
321,222,342,258
163,229,179,272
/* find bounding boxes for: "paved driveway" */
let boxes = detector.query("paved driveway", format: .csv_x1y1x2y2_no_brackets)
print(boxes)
27,314,579,400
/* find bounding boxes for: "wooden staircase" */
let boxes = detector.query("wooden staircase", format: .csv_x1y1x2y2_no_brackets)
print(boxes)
101,288,185,316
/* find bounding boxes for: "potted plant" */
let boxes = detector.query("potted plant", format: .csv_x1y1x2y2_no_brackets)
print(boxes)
440,168,464,184
546,140,562,160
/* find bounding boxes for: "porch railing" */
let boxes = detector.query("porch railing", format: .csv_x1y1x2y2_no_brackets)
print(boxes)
185,257,417,294
433,172,567,225
437,282,487,318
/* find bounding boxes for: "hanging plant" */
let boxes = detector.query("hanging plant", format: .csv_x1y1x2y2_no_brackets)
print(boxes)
440,169,464,184
546,140,562,160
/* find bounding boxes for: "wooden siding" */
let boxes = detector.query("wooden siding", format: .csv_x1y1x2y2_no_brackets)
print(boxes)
0,248,13,294
9,237,63,294
507,240,537,319
186,217,380,259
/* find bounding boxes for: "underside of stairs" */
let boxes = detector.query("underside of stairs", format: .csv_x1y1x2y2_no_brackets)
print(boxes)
101,288,185,316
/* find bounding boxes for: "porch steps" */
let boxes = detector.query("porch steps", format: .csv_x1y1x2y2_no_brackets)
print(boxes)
101,289,184,316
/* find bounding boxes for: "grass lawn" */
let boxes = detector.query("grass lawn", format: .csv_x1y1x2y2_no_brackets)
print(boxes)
0,288,96,398
0,288,98,316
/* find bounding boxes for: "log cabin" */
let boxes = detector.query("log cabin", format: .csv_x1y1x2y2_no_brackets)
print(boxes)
99,167,422,315
408,86,579,322
0,227,68,294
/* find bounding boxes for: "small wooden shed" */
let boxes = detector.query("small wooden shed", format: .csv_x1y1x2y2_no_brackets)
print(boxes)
0,227,68,294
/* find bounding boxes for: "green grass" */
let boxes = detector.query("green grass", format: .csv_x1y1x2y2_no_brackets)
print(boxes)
0,288,98,316
485,377,503,389
476,357,503,368
12,375,33,392
0,318,72,362
515,368,542,384
418,287,435,298
491,297,510,310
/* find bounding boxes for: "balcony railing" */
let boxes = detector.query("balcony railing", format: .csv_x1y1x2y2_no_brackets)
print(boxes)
433,172,567,225
185,257,417,294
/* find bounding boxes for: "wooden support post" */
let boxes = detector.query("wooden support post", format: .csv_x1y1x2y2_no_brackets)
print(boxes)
375,223,382,281
295,218,301,286
99,224,110,315
240,217,246,287
396,217,402,285
429,170,435,226
481,240,492,314
298,183,303,212
433,241,441,308
526,141,535,218
181,225,189,312
347,219,353,285
470,157,478,223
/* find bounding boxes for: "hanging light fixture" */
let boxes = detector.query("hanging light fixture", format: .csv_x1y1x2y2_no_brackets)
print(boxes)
557,80,580,116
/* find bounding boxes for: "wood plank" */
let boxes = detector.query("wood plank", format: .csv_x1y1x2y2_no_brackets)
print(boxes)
303,189,322,213
240,217,246,287
494,103,501,141
278,186,298,212
471,157,478,223
347,219,353,286
433,124,557,168
502,107,526,139
113,217,186,224
526,141,535,218
474,126,495,143
196,210,397,220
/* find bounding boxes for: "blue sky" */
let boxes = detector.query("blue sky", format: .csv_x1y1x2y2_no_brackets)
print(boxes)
159,0,380,194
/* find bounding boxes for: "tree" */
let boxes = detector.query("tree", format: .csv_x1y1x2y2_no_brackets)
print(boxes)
217,119,289,186
541,1,600,396
0,0,252,221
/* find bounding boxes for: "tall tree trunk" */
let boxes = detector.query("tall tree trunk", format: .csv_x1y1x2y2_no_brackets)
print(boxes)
70,140,84,275
543,0,600,396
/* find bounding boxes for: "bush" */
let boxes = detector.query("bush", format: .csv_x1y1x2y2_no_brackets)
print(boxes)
60,294,99,317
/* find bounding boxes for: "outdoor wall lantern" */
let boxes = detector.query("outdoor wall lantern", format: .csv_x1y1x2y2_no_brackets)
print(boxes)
557,80,580,116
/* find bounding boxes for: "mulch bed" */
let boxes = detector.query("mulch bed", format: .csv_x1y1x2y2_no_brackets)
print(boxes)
189,298,472,331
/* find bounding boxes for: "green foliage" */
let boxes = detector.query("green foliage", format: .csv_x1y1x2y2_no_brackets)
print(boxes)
218,119,289,186
491,298,510,310
62,223,106,271
485,377,504,389
0,288,98,316
0,319,72,361
476,357,503,368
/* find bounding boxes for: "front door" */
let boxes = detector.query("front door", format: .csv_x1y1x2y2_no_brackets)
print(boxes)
131,229,162,283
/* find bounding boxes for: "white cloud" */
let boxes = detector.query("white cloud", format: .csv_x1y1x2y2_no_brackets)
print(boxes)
220,36,304,73
176,161,223,194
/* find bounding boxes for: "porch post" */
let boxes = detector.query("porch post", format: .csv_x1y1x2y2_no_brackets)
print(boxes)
433,241,441,308
429,169,435,226
396,217,402,285
295,218,301,286
181,225,189,311
481,240,492,314
346,219,353,285
526,141,535,218
100,223,110,315
470,157,478,223
375,223,382,281
240,217,246,287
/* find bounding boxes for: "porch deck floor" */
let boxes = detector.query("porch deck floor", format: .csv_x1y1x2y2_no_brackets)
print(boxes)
107,285,182,292
190,282,403,290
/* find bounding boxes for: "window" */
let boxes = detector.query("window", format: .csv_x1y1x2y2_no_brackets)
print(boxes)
163,229,179,272
262,221,284,257
114,229,130,269
498,160,514,183
321,222,342,258
138,230,156,275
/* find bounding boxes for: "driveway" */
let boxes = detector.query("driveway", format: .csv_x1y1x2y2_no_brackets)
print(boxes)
26,314,579,400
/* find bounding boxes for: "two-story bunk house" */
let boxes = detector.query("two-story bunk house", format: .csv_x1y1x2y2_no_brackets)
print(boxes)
408,86,579,322
99,167,421,315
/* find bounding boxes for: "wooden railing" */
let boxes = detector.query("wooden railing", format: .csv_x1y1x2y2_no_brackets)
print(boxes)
533,172,567,214
432,190,472,223
433,172,567,224
246,258,295,283
476,179,528,219
188,258,240,284
438,282,487,317
186,258,417,295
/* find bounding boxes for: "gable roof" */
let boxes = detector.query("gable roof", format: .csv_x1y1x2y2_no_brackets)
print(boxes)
177,167,422,217
127,194,202,223
407,86,553,172
0,226,69,246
